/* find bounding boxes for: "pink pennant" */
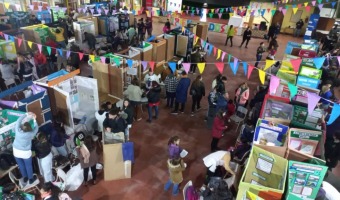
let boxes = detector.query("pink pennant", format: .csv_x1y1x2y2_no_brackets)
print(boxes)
305,6,311,12
78,8,82,13
282,9,287,15
104,9,109,15
290,58,302,73
247,65,254,79
278,7,282,11
215,8,219,13
215,62,224,74
311,1,316,6
17,38,22,47
307,92,321,114
186,10,189,15
213,47,217,56
78,52,84,60
37,44,42,53
149,61,155,71
141,61,148,71
100,56,106,63
337,56,340,67
4,34,8,41
218,13,222,19
182,63,191,73
187,6,190,9
269,75,280,94
29,5,34,10
267,8,270,13
297,4,301,8
221,51,226,61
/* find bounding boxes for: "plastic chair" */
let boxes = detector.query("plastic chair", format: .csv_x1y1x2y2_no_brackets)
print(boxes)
182,180,193,200
230,106,248,132
8,170,40,193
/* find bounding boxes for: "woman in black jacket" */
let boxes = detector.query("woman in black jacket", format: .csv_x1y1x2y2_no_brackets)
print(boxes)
32,132,53,183
146,81,161,123
122,99,134,140
190,75,205,116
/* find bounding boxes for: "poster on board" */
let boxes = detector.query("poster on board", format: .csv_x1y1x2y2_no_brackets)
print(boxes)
254,119,289,146
287,161,327,200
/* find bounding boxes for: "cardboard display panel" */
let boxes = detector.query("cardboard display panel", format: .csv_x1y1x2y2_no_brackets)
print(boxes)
150,39,166,62
160,34,175,61
103,143,126,181
196,24,208,41
176,35,188,57
109,66,124,100
78,16,99,36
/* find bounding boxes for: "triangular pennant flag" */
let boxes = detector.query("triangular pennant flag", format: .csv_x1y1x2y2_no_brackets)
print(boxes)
113,57,120,66
307,92,321,114
228,54,232,63
9,36,14,42
213,47,217,56
168,62,176,73
271,10,276,16
208,45,214,56
247,65,254,80
127,59,133,68
242,62,248,76
269,75,280,94
259,70,266,84
66,51,71,59
311,0,316,6
264,59,276,71
331,2,336,8
313,57,325,69
297,4,302,8
78,52,84,60
211,9,215,13
100,56,106,63
17,38,22,47
197,63,205,74
195,35,199,44
267,8,271,13
149,61,155,71
57,49,63,56
215,62,224,74
182,63,190,73
317,0,322,4
287,82,298,99
292,8,298,14
4,34,8,41
218,13,222,19
318,4,323,10
4,3,10,9
217,49,221,60
290,58,302,73
305,6,311,12
27,41,33,48
304,2,308,7
208,13,213,18
141,61,148,71
230,59,239,75
229,13,234,18
327,104,340,125
282,8,287,15
337,56,340,67
279,6,282,11
46,46,51,55
221,51,226,61
89,55,95,62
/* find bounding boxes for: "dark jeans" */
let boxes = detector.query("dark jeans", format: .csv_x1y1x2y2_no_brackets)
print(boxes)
174,102,185,112
15,157,33,180
192,95,202,112
147,105,159,120
190,64,197,73
255,55,262,68
211,137,220,152
84,165,97,182
166,92,176,107
225,36,233,46
138,33,144,41
240,38,250,47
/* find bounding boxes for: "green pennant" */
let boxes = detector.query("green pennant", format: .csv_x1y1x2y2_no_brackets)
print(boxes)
220,8,224,13
46,46,51,55
271,10,276,16
113,57,120,66
317,0,322,4
228,54,232,63
288,82,298,99
208,13,213,18
285,5,289,9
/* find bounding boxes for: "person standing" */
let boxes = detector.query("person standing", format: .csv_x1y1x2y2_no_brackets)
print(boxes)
13,112,39,187
189,46,201,74
268,36,279,59
239,27,252,48
51,27,66,48
164,70,179,108
76,135,99,186
146,81,161,123
255,42,266,68
83,32,96,51
121,99,133,140
164,158,186,196
225,25,235,47
190,75,205,116
123,78,143,121
211,110,228,152
137,18,145,41
171,71,191,114
145,18,153,38
168,136,182,159
95,103,108,133
294,19,304,37
33,50,47,77
267,24,276,42
235,82,250,108
32,132,53,183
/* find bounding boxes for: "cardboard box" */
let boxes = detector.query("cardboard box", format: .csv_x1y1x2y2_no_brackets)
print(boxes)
150,38,166,62
158,34,175,61
103,143,127,181
196,24,208,41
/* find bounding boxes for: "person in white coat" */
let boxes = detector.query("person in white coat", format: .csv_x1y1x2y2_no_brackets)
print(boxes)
95,103,108,133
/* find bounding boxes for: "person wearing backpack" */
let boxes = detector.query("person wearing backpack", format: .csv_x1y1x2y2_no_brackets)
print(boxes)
190,75,205,116
164,158,186,196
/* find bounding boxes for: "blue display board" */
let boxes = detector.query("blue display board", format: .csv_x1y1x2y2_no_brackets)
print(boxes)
304,14,320,40
296,76,320,89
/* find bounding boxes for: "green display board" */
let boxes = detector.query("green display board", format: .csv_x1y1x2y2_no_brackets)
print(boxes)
33,27,53,44
277,70,297,85
291,106,323,131
288,128,322,157
52,10,66,22
287,161,327,200
299,66,322,80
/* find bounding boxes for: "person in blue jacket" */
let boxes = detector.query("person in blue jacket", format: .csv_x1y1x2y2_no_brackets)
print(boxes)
13,112,39,188
171,71,191,114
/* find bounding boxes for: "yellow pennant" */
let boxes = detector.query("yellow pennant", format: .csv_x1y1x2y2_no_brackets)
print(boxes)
181,26,185,32
90,55,95,62
211,9,214,13
4,3,10,9
292,8,298,15
197,63,206,74
195,36,199,44
259,70,266,84
217,49,221,60
229,13,234,18
264,59,276,71
27,41,33,49
145,10,150,17
304,2,308,7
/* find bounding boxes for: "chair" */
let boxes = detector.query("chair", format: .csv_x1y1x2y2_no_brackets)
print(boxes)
8,170,40,193
182,180,193,200
230,106,248,132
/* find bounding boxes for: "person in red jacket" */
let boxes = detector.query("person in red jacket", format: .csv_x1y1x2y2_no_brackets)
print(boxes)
34,50,47,77
211,110,228,152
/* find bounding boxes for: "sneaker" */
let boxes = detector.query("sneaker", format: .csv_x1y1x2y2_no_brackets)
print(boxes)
171,111,178,115
29,176,37,184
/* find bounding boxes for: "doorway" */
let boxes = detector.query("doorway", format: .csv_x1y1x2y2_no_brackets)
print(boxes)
271,11,284,28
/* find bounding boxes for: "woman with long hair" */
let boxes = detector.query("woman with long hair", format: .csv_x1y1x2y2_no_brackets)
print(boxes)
235,82,249,108
122,99,134,141
190,75,205,116
76,135,99,186
168,136,182,159
211,110,227,152
146,81,161,123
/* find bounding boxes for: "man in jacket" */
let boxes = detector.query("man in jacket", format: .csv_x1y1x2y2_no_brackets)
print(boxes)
255,42,266,68
240,27,252,48
294,19,304,37
164,71,179,108
103,108,126,133
171,71,191,114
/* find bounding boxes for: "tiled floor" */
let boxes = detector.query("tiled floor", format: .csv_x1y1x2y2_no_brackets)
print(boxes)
61,16,340,199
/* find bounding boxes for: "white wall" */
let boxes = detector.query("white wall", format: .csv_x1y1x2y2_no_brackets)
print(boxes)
166,0,182,12
319,8,336,18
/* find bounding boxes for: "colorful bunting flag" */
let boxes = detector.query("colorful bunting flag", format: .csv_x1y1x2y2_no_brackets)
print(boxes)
17,38,22,47
89,55,95,62
197,63,205,74
213,47,217,56
27,41,33,48
228,54,232,63
307,92,321,114
327,104,340,125
282,9,287,15
215,62,224,74
242,62,248,76
221,51,226,61
218,13,222,19
318,4,323,10
305,6,311,12
4,34,8,41
57,49,63,56
264,60,276,71
313,57,325,69
331,2,336,8
290,58,302,73
292,8,298,14
311,1,316,6
100,56,106,63
217,49,221,60
230,59,239,75
259,70,266,84
287,83,298,99
182,63,190,73
66,51,71,59
113,57,120,66
141,61,148,71
149,61,155,71
271,10,276,16
127,59,133,68
269,75,280,94
78,52,84,60
304,2,308,7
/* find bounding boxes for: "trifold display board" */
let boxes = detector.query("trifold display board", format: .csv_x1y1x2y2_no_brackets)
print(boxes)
73,21,95,44
135,42,153,61
296,65,322,89
291,106,323,131
20,24,51,45
34,70,99,132
0,39,17,60
287,161,327,200
237,146,288,200
157,34,175,61
253,119,289,158
0,81,52,129
78,16,99,36
260,95,293,126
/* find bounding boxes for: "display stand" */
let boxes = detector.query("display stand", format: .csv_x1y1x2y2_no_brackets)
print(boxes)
135,42,153,61
0,40,17,60
237,146,288,200
73,21,96,44
0,81,52,128
260,95,293,126
20,24,51,45
196,24,208,40
34,69,99,133
157,34,175,61
78,16,99,36
149,38,166,62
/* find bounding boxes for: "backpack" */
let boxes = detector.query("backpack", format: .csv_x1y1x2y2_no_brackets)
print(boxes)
185,186,199,200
